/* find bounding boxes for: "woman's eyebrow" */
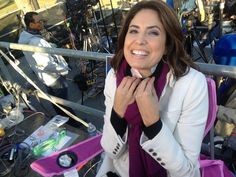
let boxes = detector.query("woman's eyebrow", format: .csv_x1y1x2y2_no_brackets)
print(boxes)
147,25,161,30
129,25,139,28
129,24,161,31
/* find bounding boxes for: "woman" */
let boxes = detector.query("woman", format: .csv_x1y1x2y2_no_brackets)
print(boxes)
97,1,209,177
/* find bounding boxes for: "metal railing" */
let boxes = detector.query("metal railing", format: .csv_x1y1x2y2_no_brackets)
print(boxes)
0,42,235,78
0,41,236,121
0,42,114,61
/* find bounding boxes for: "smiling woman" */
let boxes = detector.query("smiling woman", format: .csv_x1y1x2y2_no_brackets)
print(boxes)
96,1,209,177
124,9,166,78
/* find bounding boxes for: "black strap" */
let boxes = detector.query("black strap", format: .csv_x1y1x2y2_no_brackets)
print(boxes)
107,171,120,177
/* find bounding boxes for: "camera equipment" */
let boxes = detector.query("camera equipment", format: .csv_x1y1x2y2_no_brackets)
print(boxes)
65,0,99,34
225,0,236,16
66,0,99,12
180,0,236,63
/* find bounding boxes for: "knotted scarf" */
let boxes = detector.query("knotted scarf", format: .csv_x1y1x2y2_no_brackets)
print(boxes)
116,59,169,177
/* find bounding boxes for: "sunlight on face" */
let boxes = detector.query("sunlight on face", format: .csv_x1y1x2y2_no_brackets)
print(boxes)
124,9,166,77
31,15,43,31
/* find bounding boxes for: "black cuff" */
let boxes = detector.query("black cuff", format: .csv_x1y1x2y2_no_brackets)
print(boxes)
142,120,163,139
110,108,127,137
107,171,120,177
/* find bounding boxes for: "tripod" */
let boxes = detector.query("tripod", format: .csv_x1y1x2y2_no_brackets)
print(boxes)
184,18,209,63
65,1,109,104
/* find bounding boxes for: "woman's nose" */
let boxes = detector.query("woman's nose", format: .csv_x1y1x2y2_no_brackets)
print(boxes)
135,34,147,45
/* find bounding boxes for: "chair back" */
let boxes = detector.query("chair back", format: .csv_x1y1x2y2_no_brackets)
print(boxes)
204,78,218,137
199,78,234,177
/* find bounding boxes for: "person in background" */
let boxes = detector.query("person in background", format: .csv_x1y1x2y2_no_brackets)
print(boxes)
18,12,77,124
96,1,209,177
215,78,236,136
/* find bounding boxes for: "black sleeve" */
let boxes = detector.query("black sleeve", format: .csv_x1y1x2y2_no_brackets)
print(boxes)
110,108,127,137
142,119,163,139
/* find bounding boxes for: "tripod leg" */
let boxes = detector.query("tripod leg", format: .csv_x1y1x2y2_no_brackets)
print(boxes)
192,29,209,63
185,32,193,56
81,91,84,105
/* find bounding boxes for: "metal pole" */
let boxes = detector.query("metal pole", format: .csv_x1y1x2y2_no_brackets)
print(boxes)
197,62,236,79
210,127,215,159
0,53,104,120
0,49,90,127
0,42,113,61
36,91,104,118
14,0,39,12
0,42,236,79
31,0,40,10
0,57,14,82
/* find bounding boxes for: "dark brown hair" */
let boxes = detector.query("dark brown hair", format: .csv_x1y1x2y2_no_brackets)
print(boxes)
110,0,197,79
24,11,39,28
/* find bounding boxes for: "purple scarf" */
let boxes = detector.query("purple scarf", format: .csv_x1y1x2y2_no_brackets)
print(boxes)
116,59,169,177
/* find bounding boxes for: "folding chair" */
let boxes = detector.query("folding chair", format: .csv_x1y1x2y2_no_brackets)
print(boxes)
199,78,234,177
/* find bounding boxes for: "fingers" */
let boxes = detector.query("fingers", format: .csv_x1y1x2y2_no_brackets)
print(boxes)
146,77,155,93
135,78,149,94
129,77,141,93
135,77,155,95
134,77,160,126
114,76,141,117
120,76,141,93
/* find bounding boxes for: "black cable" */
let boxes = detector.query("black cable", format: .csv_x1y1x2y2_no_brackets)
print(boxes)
0,128,31,177
12,142,32,177
0,143,14,176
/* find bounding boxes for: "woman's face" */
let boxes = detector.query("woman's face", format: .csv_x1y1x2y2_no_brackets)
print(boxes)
124,9,166,77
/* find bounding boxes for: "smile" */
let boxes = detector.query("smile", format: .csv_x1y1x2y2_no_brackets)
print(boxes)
131,50,148,56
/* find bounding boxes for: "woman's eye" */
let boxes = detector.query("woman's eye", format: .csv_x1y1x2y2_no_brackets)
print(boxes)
128,29,138,34
149,31,159,36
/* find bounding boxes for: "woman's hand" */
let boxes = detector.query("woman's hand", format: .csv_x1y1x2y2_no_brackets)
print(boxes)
135,77,160,127
114,76,141,118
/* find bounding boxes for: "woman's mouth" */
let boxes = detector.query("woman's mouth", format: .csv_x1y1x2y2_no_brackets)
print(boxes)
131,50,148,56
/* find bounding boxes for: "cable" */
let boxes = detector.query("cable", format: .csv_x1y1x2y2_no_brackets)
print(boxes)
83,160,101,177
12,142,32,177
0,132,31,176
23,111,45,122
0,143,14,176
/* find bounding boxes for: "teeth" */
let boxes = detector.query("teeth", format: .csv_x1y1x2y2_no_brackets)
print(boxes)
132,50,148,56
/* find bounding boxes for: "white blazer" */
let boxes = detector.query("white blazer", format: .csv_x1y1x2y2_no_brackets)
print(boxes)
97,67,209,177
